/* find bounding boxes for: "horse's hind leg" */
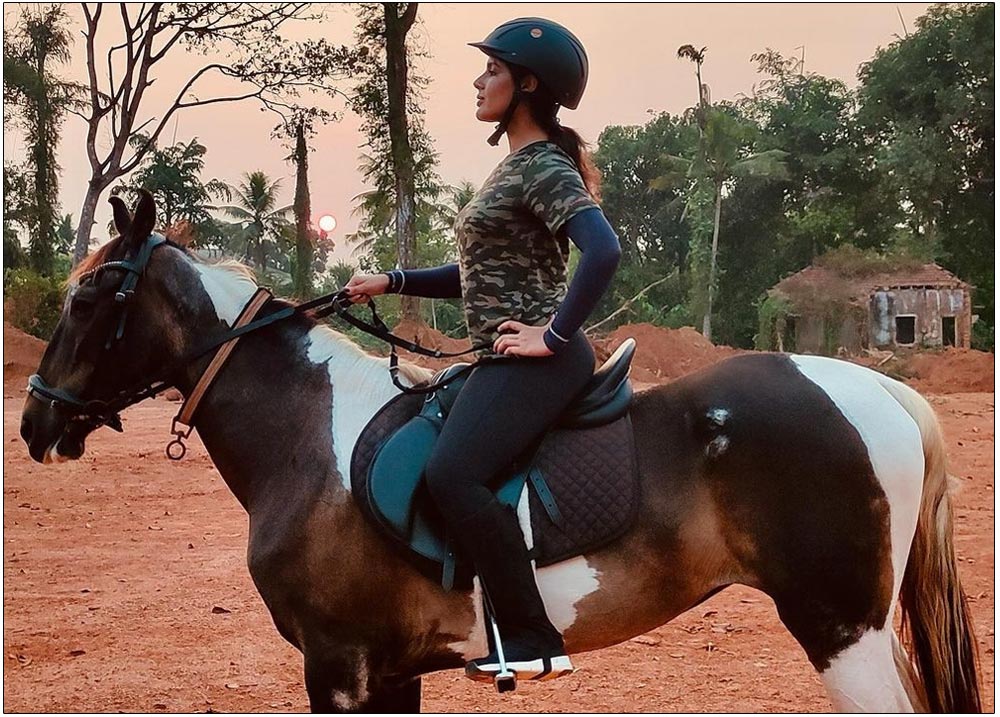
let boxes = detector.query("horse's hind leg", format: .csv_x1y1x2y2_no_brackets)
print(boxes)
816,628,915,712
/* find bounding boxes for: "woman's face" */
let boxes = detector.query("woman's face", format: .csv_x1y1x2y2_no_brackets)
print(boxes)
473,57,515,122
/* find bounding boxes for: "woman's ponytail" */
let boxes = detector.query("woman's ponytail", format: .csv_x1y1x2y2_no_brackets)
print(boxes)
513,65,603,202
547,120,602,203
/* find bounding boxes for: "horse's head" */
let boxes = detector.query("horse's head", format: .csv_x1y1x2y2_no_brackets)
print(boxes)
20,190,213,463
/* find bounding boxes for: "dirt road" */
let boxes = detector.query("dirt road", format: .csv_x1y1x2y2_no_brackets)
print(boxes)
3,389,994,712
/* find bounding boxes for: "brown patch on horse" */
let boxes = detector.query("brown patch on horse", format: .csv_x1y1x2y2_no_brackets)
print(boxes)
676,354,894,670
675,484,746,588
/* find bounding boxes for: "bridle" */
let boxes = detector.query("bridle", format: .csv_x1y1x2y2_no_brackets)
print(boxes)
28,231,500,458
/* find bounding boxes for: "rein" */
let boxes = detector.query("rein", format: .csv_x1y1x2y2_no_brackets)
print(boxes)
28,232,501,459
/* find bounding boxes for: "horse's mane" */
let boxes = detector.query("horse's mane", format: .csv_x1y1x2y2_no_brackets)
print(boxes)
66,233,130,286
69,231,433,388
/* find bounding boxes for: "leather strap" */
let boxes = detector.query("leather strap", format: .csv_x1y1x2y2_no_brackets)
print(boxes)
528,467,564,528
174,287,273,430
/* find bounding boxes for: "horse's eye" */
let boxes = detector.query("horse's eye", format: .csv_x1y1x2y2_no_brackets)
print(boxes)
70,296,96,321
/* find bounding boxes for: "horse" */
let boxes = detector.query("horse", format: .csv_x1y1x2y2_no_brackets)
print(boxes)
20,192,981,713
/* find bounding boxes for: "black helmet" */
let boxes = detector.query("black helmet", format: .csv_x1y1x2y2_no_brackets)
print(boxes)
470,17,589,146
469,17,589,110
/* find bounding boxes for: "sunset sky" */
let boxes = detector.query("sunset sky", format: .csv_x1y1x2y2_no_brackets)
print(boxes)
3,3,933,267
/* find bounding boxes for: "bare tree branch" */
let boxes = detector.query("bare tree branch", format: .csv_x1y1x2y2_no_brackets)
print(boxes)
584,276,673,335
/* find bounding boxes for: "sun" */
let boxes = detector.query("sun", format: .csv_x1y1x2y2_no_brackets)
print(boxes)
318,214,337,233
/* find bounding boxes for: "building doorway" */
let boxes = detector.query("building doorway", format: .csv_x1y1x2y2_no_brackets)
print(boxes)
942,316,957,347
895,315,916,345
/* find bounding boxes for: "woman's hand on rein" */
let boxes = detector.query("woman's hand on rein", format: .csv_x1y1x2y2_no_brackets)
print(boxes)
343,273,390,304
493,319,555,357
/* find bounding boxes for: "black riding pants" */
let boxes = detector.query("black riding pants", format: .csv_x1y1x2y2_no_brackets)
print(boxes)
424,329,595,530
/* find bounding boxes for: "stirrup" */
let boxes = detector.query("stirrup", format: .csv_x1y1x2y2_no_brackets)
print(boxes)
464,598,574,692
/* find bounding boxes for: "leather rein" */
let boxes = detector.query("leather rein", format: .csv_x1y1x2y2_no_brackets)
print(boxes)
27,232,500,460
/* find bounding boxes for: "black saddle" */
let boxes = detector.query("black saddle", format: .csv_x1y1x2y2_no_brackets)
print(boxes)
349,338,641,590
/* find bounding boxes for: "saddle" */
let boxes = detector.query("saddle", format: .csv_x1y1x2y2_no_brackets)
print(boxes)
349,339,641,590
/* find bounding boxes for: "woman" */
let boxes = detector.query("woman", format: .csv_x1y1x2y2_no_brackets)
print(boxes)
345,17,621,684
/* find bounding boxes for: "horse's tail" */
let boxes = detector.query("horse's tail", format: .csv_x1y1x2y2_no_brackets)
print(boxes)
876,376,981,713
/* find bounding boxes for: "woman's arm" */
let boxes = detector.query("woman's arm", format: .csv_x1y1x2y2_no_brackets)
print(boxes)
543,207,621,354
383,263,463,299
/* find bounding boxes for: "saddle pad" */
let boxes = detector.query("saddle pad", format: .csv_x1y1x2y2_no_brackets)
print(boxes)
527,416,639,567
350,392,640,577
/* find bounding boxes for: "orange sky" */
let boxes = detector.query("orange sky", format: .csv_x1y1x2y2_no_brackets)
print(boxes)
3,3,932,267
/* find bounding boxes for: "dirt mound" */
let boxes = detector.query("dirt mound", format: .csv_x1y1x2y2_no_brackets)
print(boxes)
903,348,995,394
593,323,742,384
4,322,47,393
391,320,744,384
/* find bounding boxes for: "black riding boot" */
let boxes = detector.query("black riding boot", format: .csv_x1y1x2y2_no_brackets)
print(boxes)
453,500,574,682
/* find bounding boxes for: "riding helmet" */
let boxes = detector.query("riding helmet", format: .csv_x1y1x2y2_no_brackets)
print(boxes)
469,17,589,145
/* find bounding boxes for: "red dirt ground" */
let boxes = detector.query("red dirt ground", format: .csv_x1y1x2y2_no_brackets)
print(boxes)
3,322,994,712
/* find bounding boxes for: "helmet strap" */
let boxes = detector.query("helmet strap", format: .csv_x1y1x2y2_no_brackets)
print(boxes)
487,86,523,147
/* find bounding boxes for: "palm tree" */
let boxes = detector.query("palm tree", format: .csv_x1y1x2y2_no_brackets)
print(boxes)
677,44,709,132
217,171,292,272
654,109,788,340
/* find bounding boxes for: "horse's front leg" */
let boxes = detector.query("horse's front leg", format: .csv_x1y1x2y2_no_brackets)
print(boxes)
303,647,421,714
303,648,367,714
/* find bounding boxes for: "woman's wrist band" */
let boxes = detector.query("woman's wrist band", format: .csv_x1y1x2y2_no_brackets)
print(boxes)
547,324,571,343
382,270,406,294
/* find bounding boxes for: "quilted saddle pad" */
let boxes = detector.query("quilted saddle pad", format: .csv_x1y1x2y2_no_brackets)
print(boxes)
350,391,640,585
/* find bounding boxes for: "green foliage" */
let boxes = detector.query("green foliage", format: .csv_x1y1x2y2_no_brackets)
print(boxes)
813,244,925,277
216,171,293,272
857,3,994,346
2,266,66,339
118,135,230,247
3,4,82,276
4,224,27,271
755,293,792,350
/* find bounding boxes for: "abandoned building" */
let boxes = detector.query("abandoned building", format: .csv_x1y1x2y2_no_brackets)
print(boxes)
760,261,973,354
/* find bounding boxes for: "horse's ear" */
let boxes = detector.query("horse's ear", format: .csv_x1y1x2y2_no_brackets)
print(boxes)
109,195,132,238
130,189,157,247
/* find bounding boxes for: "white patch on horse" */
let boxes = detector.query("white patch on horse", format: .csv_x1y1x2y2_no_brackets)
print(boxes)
43,441,71,465
514,482,599,634
707,407,730,426
706,435,729,458
447,577,488,659
448,558,601,660
305,326,427,488
188,260,432,487
537,557,601,633
790,356,924,612
190,264,257,325
331,656,370,711
516,484,534,551
820,627,915,712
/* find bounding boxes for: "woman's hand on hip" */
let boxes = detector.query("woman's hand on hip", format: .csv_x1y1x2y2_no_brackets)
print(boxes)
343,273,390,303
493,319,555,357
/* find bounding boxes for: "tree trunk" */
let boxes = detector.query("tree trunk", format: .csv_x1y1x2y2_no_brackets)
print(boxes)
702,183,723,342
383,3,421,324
73,179,106,265
292,118,314,297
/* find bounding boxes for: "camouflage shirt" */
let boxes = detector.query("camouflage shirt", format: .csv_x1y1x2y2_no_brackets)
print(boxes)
455,140,599,357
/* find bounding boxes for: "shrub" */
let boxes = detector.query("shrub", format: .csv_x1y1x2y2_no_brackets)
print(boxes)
3,267,67,340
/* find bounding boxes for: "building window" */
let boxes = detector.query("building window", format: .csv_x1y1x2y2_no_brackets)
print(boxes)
895,315,916,345
942,316,957,347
